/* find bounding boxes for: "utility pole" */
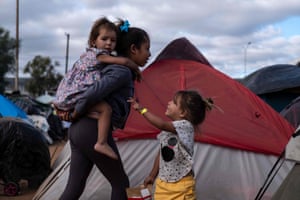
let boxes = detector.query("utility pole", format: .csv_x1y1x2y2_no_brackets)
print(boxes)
65,33,70,74
15,0,19,91
244,41,251,76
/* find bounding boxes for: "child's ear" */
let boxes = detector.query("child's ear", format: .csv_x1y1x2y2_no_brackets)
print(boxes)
130,44,137,54
179,110,187,118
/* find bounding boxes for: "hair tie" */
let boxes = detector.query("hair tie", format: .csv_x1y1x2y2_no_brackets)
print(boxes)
204,98,214,111
204,97,224,113
120,20,130,32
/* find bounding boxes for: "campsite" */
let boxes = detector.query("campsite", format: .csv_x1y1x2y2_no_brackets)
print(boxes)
0,93,67,199
1,37,299,200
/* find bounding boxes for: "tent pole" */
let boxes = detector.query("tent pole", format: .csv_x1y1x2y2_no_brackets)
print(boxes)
254,150,285,200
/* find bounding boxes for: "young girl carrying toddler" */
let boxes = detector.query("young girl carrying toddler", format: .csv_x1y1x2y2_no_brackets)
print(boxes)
54,17,141,160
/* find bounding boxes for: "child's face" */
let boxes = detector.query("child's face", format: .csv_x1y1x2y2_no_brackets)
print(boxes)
94,28,117,52
165,97,185,120
130,39,151,67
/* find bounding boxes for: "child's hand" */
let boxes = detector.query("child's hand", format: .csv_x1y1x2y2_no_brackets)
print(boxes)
143,175,155,186
125,59,139,70
124,59,143,82
135,70,143,82
55,109,73,122
127,97,142,111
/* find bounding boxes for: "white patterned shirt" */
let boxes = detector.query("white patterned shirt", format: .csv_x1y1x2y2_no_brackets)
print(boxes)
157,119,194,182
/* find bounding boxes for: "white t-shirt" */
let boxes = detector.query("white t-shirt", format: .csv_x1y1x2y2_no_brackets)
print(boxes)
157,119,194,182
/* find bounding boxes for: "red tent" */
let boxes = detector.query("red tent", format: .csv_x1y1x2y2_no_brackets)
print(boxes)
35,38,296,200
115,37,294,156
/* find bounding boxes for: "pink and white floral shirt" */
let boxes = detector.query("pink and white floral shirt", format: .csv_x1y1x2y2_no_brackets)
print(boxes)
53,48,109,110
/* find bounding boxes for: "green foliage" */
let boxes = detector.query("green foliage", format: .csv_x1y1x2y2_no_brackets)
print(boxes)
23,55,63,97
0,27,16,94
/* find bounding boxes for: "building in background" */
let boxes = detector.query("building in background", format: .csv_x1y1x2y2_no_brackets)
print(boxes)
4,77,29,95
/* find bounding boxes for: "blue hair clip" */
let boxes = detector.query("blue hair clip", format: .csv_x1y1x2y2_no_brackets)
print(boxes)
120,20,130,32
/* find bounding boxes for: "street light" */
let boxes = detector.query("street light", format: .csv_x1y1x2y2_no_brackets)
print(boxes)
244,41,251,75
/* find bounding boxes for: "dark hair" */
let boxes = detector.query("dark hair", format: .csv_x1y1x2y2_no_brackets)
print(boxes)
174,90,211,126
88,17,118,48
115,19,150,56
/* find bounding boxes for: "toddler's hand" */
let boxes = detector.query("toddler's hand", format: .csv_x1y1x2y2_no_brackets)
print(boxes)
135,69,143,82
124,59,142,82
127,97,141,111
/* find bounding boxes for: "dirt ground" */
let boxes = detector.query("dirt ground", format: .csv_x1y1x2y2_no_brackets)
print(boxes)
0,140,66,200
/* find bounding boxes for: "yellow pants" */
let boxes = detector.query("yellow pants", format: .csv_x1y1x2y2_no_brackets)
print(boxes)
154,176,196,200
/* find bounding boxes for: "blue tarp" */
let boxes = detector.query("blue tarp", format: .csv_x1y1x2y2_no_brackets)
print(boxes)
0,95,27,119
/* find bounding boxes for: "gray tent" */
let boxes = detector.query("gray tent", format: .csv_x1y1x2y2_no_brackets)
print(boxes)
280,96,300,129
271,125,300,200
271,99,300,200
271,164,300,200
240,64,300,112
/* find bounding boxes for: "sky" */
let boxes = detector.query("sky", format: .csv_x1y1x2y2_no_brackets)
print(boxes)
1,0,300,79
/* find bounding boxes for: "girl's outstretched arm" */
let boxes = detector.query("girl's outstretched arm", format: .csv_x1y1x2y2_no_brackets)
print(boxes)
128,97,176,133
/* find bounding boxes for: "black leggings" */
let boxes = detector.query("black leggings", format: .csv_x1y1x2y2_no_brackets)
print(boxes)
59,117,129,200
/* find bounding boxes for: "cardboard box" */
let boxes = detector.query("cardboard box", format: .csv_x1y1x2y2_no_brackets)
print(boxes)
126,185,152,200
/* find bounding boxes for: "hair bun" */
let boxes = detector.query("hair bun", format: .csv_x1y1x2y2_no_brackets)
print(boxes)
204,97,224,113
204,98,214,111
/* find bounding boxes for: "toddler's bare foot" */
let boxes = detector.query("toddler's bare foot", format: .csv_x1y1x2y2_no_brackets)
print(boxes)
94,143,118,160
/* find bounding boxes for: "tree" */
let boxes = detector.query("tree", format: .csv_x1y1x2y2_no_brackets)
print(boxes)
0,27,16,94
23,55,63,97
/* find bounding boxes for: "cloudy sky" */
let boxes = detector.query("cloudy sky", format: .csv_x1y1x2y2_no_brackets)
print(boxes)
1,0,300,78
